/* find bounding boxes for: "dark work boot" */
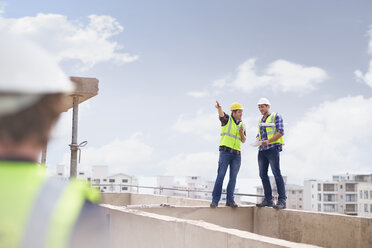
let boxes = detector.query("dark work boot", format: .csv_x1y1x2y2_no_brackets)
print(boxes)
273,200,286,209
226,201,238,208
210,201,218,208
256,199,274,207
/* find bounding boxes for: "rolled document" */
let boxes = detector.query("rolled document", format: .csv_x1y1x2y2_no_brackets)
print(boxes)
250,140,262,147
260,123,276,127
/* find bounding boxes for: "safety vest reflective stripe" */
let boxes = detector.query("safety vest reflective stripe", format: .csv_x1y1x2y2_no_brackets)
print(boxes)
220,116,242,141
266,113,276,135
220,133,242,141
259,113,276,135
21,178,68,248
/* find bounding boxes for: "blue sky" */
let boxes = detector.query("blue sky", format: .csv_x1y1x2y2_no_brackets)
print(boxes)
2,0,372,185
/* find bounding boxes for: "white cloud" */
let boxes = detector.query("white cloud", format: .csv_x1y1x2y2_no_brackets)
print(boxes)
0,13,138,70
228,58,328,94
187,90,210,98
282,95,372,184
61,133,154,175
212,78,228,88
0,2,6,15
171,110,219,141
355,26,372,88
355,61,372,88
160,152,219,179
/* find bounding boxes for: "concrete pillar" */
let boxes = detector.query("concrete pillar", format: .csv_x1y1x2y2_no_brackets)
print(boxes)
69,95,80,178
40,145,47,165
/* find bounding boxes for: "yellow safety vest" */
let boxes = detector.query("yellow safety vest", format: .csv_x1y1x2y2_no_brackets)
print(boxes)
0,161,100,248
258,112,285,148
219,115,243,151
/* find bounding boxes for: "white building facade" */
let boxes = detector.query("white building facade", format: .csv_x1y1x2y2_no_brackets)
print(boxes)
304,173,372,216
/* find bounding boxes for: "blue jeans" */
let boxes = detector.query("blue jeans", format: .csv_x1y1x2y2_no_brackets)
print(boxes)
212,150,241,203
258,146,286,202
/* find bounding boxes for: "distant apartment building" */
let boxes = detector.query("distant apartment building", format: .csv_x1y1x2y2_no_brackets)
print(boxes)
256,176,304,210
55,164,137,193
156,176,240,202
304,173,372,216
358,183,372,218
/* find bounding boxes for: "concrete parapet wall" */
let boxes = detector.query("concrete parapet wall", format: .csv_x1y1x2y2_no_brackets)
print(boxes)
139,206,254,232
102,205,320,248
101,193,372,248
253,207,372,248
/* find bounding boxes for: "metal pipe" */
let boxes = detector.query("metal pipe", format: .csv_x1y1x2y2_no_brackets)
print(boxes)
69,96,79,178
91,183,264,198
40,145,47,165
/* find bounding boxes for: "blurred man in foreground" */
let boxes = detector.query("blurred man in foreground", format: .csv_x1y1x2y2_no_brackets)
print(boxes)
0,33,107,248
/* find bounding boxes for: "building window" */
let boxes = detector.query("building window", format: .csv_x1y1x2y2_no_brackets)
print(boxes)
339,185,343,189
103,179,107,182
318,193,321,201
312,194,314,199
79,172,84,175
299,205,302,208
323,204,336,212
122,187,128,191
109,179,115,183
57,173,62,176
370,204,372,213
345,184,355,192
292,191,295,194
299,198,302,201
364,191,369,199
318,204,321,211
323,194,336,202
365,204,368,212
191,176,198,180
345,204,356,212
318,184,321,191
103,186,106,189
360,190,363,199
93,179,100,184
299,190,303,194
346,194,355,202
323,184,335,191
312,185,314,189
122,179,128,183
370,191,372,199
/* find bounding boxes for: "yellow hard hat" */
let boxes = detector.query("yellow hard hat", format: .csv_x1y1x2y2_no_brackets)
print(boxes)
230,102,243,111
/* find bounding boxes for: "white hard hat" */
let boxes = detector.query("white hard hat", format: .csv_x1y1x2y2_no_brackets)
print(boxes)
257,97,271,106
0,31,74,116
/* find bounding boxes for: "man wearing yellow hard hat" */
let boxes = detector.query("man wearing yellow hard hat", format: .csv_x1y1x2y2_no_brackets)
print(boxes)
0,32,107,248
210,101,246,208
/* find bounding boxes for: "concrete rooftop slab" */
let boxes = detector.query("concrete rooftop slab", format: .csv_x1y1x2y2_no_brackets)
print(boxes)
60,76,99,112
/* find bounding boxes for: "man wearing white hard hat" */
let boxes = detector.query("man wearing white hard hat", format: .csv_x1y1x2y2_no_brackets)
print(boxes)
0,33,107,248
255,98,287,209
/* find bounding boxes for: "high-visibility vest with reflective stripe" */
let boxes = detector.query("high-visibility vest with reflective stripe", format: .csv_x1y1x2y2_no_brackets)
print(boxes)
258,112,285,148
219,115,243,151
0,161,100,248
